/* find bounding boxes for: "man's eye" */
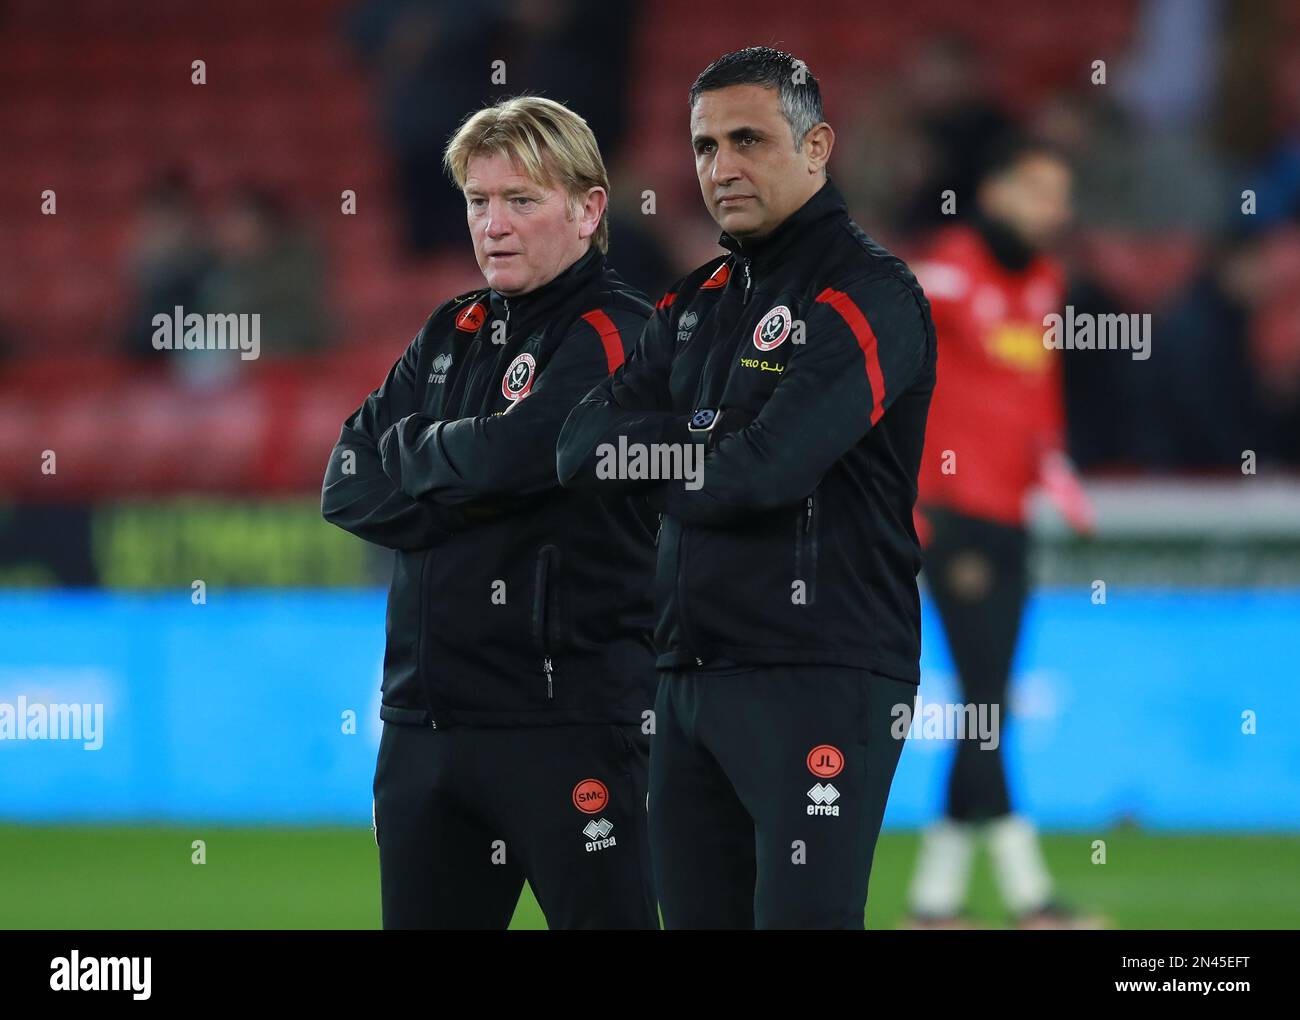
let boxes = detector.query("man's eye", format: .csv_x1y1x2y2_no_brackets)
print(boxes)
511,197,533,207
738,135,757,148
696,143,715,155
468,198,486,210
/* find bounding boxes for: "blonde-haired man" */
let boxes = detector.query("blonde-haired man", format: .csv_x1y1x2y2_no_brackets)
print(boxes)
323,96,658,929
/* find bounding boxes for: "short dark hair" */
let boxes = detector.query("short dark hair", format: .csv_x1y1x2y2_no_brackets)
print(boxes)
976,134,1070,186
688,46,825,151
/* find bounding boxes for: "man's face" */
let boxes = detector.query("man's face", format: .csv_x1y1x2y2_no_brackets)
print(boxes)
690,84,828,241
464,151,591,296
980,153,1073,251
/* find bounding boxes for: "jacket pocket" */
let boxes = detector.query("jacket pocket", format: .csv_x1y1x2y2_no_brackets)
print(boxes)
532,544,562,699
609,723,635,772
793,490,820,606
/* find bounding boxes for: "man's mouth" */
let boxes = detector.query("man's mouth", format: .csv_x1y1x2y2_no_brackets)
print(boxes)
716,195,754,207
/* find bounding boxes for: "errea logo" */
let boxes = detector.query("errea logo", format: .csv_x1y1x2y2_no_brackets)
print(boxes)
807,783,841,816
677,309,698,344
582,817,617,852
428,351,453,384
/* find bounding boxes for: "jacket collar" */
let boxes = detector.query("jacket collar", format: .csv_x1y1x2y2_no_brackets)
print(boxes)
717,177,848,277
487,244,603,329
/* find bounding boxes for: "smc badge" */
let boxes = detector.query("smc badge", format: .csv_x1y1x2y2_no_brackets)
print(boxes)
572,778,609,814
701,261,731,290
753,304,792,351
455,301,487,333
502,352,536,402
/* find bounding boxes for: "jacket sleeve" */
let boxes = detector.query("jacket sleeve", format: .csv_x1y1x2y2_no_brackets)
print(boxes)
665,272,933,526
385,305,651,504
321,326,472,550
556,297,692,492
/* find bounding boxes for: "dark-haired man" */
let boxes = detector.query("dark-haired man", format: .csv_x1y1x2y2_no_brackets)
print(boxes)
559,47,936,929
906,138,1104,929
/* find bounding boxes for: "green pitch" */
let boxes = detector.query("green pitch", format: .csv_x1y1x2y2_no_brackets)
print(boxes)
1,825,1296,929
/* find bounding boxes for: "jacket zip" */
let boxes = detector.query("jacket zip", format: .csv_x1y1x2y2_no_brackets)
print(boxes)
534,545,559,699
687,260,747,412
798,490,819,604
446,336,483,416
453,296,512,416
489,298,513,413
418,303,493,720
413,354,439,728
418,549,438,728
674,259,750,667
674,525,703,667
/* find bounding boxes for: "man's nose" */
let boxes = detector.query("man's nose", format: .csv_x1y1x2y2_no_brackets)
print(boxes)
485,200,513,237
711,147,742,185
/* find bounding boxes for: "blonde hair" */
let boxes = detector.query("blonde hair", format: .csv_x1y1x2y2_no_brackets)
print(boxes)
443,95,610,253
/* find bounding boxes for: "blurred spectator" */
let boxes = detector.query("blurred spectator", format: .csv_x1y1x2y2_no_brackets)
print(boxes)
603,163,677,300
897,35,1014,235
122,169,212,360
197,185,331,358
1117,0,1219,132
1244,228,1300,463
1219,0,1300,231
604,210,674,303
347,0,512,254
1141,232,1266,467
836,78,935,245
1030,90,1132,230
1034,86,1227,234
346,0,638,257
498,0,638,166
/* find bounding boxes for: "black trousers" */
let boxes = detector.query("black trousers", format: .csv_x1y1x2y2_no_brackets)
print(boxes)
373,720,657,929
921,505,1030,823
648,665,914,929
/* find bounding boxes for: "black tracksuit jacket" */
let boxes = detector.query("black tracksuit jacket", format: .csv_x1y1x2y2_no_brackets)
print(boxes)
322,247,658,727
557,180,937,682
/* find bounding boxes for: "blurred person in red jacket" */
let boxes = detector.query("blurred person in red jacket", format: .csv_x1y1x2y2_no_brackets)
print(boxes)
905,136,1104,929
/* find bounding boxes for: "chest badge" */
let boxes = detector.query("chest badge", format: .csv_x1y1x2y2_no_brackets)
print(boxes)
502,351,536,402
701,261,731,290
455,301,487,333
753,304,792,351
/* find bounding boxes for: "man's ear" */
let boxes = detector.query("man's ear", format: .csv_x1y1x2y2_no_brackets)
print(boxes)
578,187,608,241
804,123,835,175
